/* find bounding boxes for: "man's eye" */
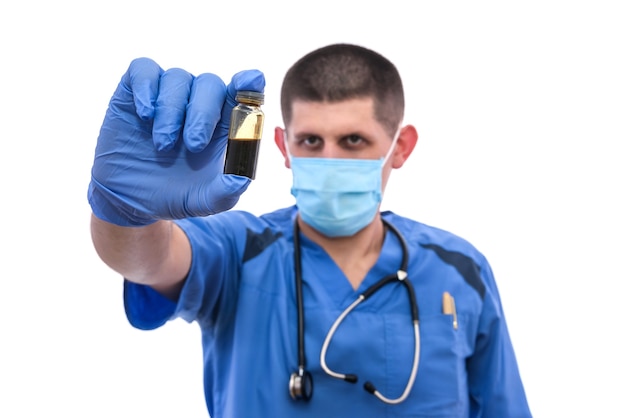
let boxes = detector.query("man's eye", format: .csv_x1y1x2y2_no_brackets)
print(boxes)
344,135,364,146
302,136,322,147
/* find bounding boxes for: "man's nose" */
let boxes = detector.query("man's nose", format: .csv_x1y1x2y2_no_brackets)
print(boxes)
320,143,343,159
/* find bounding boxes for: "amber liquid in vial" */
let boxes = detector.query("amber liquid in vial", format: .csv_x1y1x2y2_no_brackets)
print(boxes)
224,95,264,179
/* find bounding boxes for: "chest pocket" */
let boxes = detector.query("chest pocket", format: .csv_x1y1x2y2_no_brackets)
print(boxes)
404,312,470,416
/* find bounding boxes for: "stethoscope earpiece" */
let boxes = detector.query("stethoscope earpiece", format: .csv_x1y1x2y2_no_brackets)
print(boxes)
289,368,313,401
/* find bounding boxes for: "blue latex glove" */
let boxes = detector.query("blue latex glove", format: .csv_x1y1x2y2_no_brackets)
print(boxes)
88,58,265,226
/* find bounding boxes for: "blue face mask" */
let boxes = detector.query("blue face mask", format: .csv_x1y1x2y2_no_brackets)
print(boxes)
288,132,399,237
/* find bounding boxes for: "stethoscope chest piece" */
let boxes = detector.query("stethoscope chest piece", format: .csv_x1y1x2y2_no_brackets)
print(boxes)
289,368,313,401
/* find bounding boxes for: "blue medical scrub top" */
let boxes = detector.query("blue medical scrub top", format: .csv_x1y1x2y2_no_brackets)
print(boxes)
124,206,532,417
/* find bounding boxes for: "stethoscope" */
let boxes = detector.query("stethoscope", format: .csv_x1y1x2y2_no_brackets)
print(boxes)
288,218,421,404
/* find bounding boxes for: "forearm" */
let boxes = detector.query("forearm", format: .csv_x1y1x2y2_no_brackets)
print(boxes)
90,214,191,298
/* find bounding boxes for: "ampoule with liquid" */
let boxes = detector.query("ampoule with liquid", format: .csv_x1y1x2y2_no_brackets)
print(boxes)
223,91,265,179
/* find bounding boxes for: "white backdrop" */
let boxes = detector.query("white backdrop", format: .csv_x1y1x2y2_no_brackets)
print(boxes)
1,1,624,417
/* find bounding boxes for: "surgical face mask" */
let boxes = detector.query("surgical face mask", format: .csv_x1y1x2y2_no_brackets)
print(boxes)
287,130,400,237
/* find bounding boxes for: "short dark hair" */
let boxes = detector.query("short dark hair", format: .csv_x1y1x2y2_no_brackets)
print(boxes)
281,43,405,137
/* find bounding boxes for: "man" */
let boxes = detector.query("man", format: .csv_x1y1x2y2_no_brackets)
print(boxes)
89,43,532,417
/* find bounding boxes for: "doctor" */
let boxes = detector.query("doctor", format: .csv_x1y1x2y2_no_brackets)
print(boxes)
89,43,532,417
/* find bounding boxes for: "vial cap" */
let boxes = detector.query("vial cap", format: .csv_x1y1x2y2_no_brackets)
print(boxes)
236,90,264,105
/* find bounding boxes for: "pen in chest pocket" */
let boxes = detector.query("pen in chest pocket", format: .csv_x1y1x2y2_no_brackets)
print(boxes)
442,291,458,330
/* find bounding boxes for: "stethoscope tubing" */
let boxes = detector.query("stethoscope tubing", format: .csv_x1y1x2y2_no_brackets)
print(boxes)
291,217,420,404
293,216,307,376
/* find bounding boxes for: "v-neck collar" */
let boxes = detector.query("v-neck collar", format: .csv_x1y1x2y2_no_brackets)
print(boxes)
297,224,404,310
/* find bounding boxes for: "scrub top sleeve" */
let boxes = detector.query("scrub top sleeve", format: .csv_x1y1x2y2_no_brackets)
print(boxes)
124,280,177,330
122,215,243,331
467,259,532,418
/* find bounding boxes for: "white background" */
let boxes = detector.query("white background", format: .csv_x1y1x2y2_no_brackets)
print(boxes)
1,1,624,416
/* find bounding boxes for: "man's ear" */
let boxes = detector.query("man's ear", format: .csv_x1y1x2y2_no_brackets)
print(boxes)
391,125,418,169
274,127,291,168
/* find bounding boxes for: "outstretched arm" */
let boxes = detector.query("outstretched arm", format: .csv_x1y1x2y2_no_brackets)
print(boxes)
87,58,265,298
90,216,190,300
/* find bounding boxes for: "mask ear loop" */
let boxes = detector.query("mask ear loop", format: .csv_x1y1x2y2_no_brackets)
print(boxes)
283,129,293,164
381,125,402,167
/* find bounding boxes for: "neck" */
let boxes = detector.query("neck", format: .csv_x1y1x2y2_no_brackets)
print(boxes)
298,214,385,290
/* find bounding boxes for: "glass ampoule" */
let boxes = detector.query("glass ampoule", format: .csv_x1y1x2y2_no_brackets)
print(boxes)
223,91,265,179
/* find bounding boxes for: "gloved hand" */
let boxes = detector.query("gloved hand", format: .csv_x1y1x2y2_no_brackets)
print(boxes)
88,57,265,226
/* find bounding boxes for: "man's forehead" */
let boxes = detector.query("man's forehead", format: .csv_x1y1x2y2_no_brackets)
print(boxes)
290,96,375,112
289,97,376,126
287,99,387,139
